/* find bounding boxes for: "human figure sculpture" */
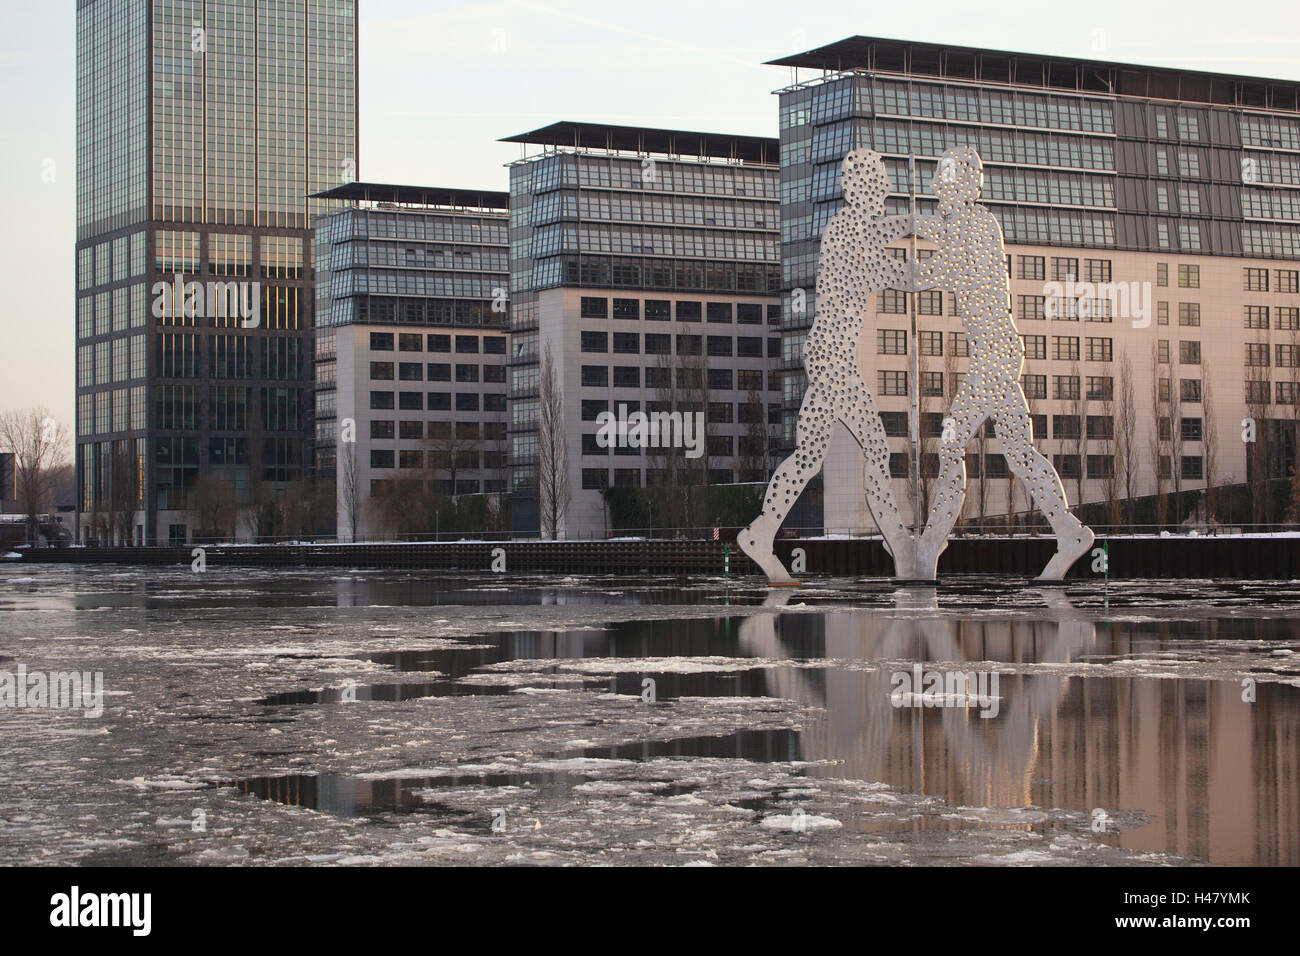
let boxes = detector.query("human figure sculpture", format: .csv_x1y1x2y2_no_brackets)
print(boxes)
910,146,1094,581
737,149,918,583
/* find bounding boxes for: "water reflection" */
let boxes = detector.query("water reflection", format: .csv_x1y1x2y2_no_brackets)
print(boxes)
737,589,1298,865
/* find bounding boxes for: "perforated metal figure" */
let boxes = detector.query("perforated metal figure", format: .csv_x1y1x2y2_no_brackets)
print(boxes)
738,148,917,583
911,145,1094,581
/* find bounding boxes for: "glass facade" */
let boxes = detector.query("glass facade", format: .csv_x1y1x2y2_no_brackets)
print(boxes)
75,0,358,543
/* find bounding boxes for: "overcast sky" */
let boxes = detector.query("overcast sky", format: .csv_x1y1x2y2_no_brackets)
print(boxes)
2,0,1299,431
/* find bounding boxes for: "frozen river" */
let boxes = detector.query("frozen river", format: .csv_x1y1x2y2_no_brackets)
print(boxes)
1,563,1297,866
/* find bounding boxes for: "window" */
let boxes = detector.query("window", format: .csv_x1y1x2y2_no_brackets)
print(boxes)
399,421,423,440
581,297,608,318
676,334,701,355
581,331,608,353
1087,455,1115,479
707,302,733,324
1181,417,1203,441
613,332,640,354
399,392,423,410
370,450,395,469
427,334,450,352
879,411,908,437
370,391,394,410
1180,379,1202,402
709,369,733,390
917,291,943,315
1022,374,1047,399
1246,380,1271,404
1157,301,1169,326
399,450,422,470
707,402,733,424
427,363,450,381
737,303,763,325
581,365,609,386
483,337,507,354
921,371,944,397
1246,343,1271,367
645,300,670,321
456,393,479,411
676,301,701,322
1178,264,1199,288
1085,259,1112,283
1086,376,1113,400
582,468,608,490
1031,414,1048,440
879,370,908,396
613,298,639,319
428,392,451,410
1277,270,1300,294
950,332,969,357
1158,339,1171,364
1280,308,1300,331
1245,306,1270,330
737,368,762,391
455,364,479,383
581,399,608,421
1178,185,1201,214
1179,341,1202,365
613,366,639,387
1053,376,1080,401
878,290,907,314
1178,303,1200,326
455,335,479,353
1017,255,1045,280
1278,382,1299,405
1156,263,1168,287
370,362,394,381
878,329,908,354
1085,337,1112,362
1022,334,1047,360
370,420,394,440
1052,336,1080,361
919,330,944,355
645,367,669,389
399,362,423,381
369,332,394,351
707,335,733,357
1277,344,1299,368
484,365,507,383
1017,295,1046,321
1086,416,1114,439
1052,454,1081,479
645,333,670,355
1051,257,1078,282
1182,456,1203,479
1245,267,1269,291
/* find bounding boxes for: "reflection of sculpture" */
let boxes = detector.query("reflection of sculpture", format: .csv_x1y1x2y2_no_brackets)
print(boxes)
912,147,1093,581
738,149,917,584
739,145,1093,584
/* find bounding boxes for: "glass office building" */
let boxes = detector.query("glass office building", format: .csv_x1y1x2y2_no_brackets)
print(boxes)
502,122,783,536
75,0,357,544
767,37,1300,532
311,184,511,540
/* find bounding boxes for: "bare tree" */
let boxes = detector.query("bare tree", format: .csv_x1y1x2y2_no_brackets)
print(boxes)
107,440,140,545
1202,371,1220,528
1150,342,1170,527
536,342,570,540
1067,361,1088,512
0,408,70,547
1097,374,1120,528
340,441,364,542
738,388,769,483
193,473,240,542
1245,331,1274,526
1117,351,1138,530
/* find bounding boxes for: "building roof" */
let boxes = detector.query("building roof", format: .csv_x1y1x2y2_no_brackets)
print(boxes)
767,36,1300,110
501,121,779,165
310,182,510,209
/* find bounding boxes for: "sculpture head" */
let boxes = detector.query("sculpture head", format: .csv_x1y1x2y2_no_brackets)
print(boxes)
841,148,890,214
933,146,983,209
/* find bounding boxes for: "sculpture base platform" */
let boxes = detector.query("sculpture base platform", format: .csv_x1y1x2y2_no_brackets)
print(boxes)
767,581,802,588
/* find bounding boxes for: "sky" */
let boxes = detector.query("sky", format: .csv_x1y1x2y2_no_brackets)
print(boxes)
2,0,1300,433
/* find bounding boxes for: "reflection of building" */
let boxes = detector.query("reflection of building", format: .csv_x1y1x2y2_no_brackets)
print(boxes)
769,37,1300,532
502,122,784,536
311,184,511,540
741,600,1299,864
74,0,358,544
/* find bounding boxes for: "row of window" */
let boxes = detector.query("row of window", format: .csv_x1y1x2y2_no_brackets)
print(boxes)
578,296,778,324
369,390,506,412
369,332,506,354
370,362,508,384
578,468,744,490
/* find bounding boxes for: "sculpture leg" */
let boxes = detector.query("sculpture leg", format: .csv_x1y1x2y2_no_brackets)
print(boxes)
991,383,1094,581
915,379,985,580
837,367,916,578
737,378,834,584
